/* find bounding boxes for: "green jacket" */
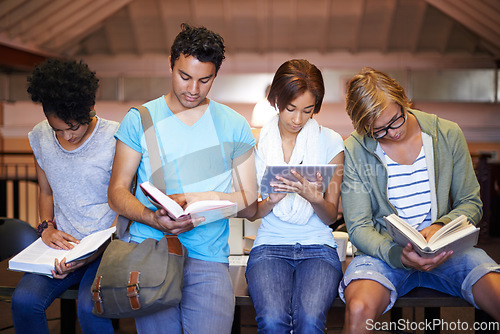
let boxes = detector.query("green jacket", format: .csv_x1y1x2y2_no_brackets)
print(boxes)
341,109,482,269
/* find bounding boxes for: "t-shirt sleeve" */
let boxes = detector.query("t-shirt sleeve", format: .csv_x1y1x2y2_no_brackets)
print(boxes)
320,127,344,163
115,108,143,153
28,128,42,168
232,116,256,159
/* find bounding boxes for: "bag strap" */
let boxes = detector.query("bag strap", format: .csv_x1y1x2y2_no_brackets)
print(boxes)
135,105,166,193
115,106,164,239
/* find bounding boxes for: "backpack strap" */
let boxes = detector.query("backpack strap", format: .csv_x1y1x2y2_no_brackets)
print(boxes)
135,105,166,193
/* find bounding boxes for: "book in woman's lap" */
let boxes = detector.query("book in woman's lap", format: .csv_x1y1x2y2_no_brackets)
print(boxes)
9,226,116,277
384,214,479,258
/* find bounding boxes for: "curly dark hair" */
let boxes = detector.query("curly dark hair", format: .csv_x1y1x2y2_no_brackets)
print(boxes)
170,23,225,75
27,58,99,125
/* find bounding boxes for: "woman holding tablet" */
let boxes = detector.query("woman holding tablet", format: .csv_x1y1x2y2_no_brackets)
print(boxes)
245,59,344,333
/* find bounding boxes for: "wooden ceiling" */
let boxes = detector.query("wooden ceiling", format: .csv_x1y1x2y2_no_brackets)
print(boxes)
0,0,499,73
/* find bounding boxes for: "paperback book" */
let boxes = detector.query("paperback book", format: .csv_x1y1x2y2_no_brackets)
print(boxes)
140,181,238,226
384,214,479,258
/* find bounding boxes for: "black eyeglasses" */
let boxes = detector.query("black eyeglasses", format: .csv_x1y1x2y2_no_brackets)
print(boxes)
372,106,406,139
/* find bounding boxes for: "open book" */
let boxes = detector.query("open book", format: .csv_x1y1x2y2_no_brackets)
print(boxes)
8,226,116,277
140,181,237,226
260,164,337,193
384,214,479,258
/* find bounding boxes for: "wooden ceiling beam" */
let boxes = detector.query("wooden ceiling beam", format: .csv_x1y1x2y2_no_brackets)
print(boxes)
381,0,398,53
9,0,72,40
41,0,134,51
0,0,51,31
19,0,87,42
350,0,365,53
0,0,28,20
426,0,500,53
0,44,48,72
410,1,428,53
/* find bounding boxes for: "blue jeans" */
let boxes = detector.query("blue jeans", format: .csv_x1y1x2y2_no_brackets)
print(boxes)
245,244,343,334
339,247,500,313
134,257,235,334
11,255,113,334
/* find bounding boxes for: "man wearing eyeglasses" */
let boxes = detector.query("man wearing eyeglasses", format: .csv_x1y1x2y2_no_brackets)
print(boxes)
339,67,500,333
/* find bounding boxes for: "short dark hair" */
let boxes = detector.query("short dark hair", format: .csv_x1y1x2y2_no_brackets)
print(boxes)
267,59,325,114
27,58,99,125
170,23,225,75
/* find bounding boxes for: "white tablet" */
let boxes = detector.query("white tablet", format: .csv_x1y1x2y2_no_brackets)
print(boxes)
260,164,337,193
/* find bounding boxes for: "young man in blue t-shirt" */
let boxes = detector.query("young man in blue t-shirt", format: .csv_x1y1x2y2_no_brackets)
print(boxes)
108,23,257,333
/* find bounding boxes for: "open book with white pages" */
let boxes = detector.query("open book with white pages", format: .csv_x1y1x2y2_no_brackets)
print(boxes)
9,226,116,277
140,181,238,226
384,214,479,258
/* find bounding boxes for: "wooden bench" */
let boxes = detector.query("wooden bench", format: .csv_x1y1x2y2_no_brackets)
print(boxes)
0,285,85,333
1,263,497,334
229,265,497,334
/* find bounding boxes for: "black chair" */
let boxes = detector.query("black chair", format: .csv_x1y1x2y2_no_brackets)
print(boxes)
0,217,38,262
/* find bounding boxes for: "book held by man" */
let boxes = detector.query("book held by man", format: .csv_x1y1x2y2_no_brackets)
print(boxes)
139,181,238,226
384,214,479,258
8,226,116,277
260,164,337,193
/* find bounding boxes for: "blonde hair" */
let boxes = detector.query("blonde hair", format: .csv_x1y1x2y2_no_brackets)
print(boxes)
345,67,411,135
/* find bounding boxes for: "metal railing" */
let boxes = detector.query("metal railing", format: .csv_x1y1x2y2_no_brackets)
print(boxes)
0,152,38,225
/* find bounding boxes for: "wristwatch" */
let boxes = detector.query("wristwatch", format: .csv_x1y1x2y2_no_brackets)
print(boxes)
37,219,57,236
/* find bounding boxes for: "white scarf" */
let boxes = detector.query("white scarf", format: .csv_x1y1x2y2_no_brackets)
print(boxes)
256,114,320,225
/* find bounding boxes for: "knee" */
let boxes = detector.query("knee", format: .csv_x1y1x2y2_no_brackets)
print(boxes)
345,296,377,322
256,312,292,333
294,314,326,333
11,291,38,316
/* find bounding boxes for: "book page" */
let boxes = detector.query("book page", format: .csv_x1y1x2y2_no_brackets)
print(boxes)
185,200,236,214
64,227,116,262
428,215,468,244
385,214,428,249
140,181,184,217
10,238,69,266
9,226,116,276
427,225,478,252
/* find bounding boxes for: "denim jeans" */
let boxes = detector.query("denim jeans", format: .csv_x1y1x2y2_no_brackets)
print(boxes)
11,255,113,334
245,244,343,334
134,257,235,334
339,247,500,314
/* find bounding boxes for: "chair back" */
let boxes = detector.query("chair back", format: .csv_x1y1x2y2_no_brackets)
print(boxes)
0,218,38,262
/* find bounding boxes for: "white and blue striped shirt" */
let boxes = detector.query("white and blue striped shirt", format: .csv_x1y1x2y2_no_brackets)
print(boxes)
384,146,432,230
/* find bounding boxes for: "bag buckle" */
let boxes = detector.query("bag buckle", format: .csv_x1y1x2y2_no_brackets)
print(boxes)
127,271,141,310
92,276,104,314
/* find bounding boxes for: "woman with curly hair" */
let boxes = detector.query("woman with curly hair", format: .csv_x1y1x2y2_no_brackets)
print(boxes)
11,58,118,334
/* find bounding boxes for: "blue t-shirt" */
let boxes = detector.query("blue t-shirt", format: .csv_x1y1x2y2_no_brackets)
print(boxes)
115,96,255,262
253,127,344,248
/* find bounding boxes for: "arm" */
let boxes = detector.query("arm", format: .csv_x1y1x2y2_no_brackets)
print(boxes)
179,148,258,219
108,140,196,235
436,123,482,225
253,153,344,225
307,152,344,225
341,148,406,268
35,159,79,250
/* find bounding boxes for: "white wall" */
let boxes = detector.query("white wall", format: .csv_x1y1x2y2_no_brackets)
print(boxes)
2,100,499,143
